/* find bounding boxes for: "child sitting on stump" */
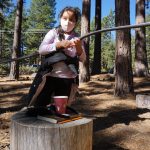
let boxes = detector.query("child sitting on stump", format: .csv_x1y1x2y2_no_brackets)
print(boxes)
27,6,86,109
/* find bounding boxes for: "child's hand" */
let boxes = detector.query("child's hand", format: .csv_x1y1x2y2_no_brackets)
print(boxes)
72,38,83,56
56,40,74,49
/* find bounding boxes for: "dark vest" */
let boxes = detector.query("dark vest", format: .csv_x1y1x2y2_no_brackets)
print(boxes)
42,51,79,73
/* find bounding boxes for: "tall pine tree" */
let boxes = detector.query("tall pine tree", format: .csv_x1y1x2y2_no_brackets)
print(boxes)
135,0,149,76
91,0,101,75
0,0,13,58
24,0,56,52
80,0,91,83
114,0,134,97
9,0,23,80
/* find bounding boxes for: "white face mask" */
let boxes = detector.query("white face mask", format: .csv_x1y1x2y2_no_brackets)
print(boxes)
60,18,75,33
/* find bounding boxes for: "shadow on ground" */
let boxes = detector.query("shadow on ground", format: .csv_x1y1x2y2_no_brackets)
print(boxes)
93,108,149,132
0,75,150,150
0,95,28,115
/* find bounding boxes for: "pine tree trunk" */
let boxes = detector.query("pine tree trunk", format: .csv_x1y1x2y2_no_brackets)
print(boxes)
114,0,134,97
0,16,4,58
135,0,149,76
91,0,101,75
0,24,3,57
80,0,91,83
9,0,23,80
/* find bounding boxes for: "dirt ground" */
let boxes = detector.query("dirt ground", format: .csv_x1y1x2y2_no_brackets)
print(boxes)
0,74,150,150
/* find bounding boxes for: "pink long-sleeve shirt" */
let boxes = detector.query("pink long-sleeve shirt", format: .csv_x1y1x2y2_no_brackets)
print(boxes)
39,28,86,78
39,28,86,62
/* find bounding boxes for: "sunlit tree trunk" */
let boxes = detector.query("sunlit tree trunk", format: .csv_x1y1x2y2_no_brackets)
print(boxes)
135,0,149,76
0,3,4,58
0,24,3,57
9,0,23,80
114,0,134,97
91,0,101,75
80,0,91,83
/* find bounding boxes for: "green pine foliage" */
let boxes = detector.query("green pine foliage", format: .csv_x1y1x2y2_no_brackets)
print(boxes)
3,6,28,59
24,0,56,54
0,0,56,74
0,0,13,56
28,0,56,29
0,0,13,23
101,10,115,72
101,41,115,71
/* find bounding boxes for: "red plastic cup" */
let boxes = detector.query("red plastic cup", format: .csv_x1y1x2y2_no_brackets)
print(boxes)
53,96,68,114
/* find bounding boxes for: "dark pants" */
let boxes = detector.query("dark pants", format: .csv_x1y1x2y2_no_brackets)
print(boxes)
34,76,74,107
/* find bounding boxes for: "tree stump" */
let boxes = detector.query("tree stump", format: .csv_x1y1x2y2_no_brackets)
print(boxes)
136,94,150,109
10,111,93,150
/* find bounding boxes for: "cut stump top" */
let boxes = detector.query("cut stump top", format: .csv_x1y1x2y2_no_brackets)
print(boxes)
11,110,93,128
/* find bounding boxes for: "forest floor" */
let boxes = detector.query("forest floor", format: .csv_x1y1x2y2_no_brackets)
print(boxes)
0,74,150,150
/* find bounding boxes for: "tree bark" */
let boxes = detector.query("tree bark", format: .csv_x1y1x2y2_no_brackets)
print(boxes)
80,0,91,83
0,9,4,58
9,0,23,80
114,0,134,97
0,25,3,57
91,0,101,75
135,0,149,77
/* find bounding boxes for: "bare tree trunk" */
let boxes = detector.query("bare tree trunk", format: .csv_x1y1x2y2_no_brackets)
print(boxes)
135,0,149,76
9,0,23,80
0,25,3,57
91,0,101,75
0,9,4,58
80,0,91,83
114,0,134,97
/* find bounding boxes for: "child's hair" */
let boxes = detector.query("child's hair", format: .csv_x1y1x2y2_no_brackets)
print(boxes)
58,6,81,23
57,7,81,41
